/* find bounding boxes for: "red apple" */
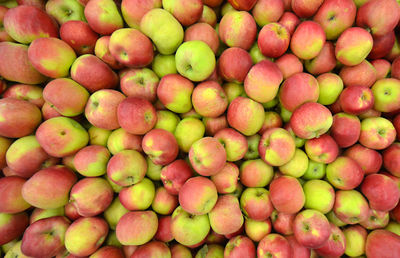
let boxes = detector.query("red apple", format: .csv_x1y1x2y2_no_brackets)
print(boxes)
258,22,290,58
218,47,252,83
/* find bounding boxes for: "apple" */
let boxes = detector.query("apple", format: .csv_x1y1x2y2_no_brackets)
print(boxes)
171,206,210,246
28,37,76,79
279,148,309,178
372,59,392,79
290,21,326,60
335,27,373,66
244,218,271,242
160,159,193,195
107,149,147,186
270,176,305,214
259,111,283,135
240,187,273,221
184,23,218,54
218,47,252,83
214,128,247,162
162,0,203,26
174,117,205,152
21,216,70,257
204,116,229,136
239,159,274,188
257,234,292,258
313,0,356,40
142,128,179,165
0,42,47,84
344,144,382,175
0,212,29,245
155,110,180,133
316,73,343,106
302,160,326,180
274,53,303,80
106,128,142,155
189,137,226,176
121,0,161,29
224,235,256,258
343,225,367,257
227,0,257,11
151,186,178,215
383,143,400,177
359,117,396,150
65,217,109,256
305,41,336,75
303,179,335,214
131,241,171,258
252,0,284,26
94,36,124,69
386,222,400,236
340,60,377,88
178,176,218,215
3,5,58,44
369,31,396,59
333,190,369,224
314,223,346,257
36,117,89,157
365,229,400,257
330,112,361,148
270,211,295,235
339,85,374,115
290,102,333,139
286,235,310,258
326,156,364,190
206,230,226,245
360,208,389,230
371,78,400,113
5,135,50,178
45,0,85,25
218,10,257,50
0,6,13,42
90,246,125,258
392,56,400,79
84,0,123,35
151,54,177,78
140,8,184,55
60,20,99,55
103,197,129,230
70,54,119,93
170,244,192,258
209,194,243,235
192,81,228,118
3,84,44,108
279,11,300,35
258,23,290,58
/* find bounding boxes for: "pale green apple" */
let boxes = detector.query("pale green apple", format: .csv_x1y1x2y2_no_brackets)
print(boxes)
146,157,162,181
105,230,122,247
152,54,177,78
244,134,260,160
223,82,244,104
46,0,86,24
30,207,65,223
385,221,400,236
119,178,155,211
174,117,205,152
326,211,347,227
249,42,268,64
371,78,400,113
175,40,216,82
104,197,129,230
140,8,184,55
221,2,235,16
155,110,180,133
302,160,326,180
317,73,344,105
262,98,279,109
279,104,292,123
105,175,123,193
4,241,28,258
279,149,309,178
88,126,111,146
303,180,335,214
343,225,367,257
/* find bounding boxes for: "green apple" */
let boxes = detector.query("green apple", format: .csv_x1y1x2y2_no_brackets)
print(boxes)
244,134,260,160
302,160,326,180
45,0,85,24
104,197,129,230
140,8,184,55
326,211,347,227
303,180,335,214
30,207,64,223
155,110,180,133
88,126,111,146
223,82,244,104
152,54,177,78
146,157,163,181
279,149,309,178
343,225,367,257
371,78,400,113
385,221,400,236
249,42,268,64
174,117,205,152
317,73,344,105
175,40,216,82
279,104,292,123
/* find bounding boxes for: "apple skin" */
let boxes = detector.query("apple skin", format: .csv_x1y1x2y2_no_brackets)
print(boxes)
119,177,155,211
279,72,319,112
344,144,382,175
0,6,14,42
65,217,109,256
243,218,271,242
359,117,396,150
0,212,29,245
270,176,305,214
239,159,274,188
44,78,89,117
271,210,295,235
103,197,129,230
94,36,124,70
335,27,373,66
189,137,226,176
84,0,123,35
214,129,247,162
71,54,119,93
372,59,392,79
45,0,85,25
305,41,336,75
286,235,310,258
392,56,400,79
291,0,323,18
224,235,256,258
107,128,142,155
252,0,284,27
3,5,58,44
340,86,374,115
290,102,333,139
316,72,345,105
279,11,300,35
0,177,30,213
171,206,210,246
360,208,389,230
21,166,76,209
257,233,292,258
109,28,153,68
142,128,179,166
356,0,400,37
140,8,184,55
107,150,147,187
314,223,346,257
245,60,283,104
361,174,400,212
60,20,98,55
5,135,50,178
192,81,228,118
343,225,367,257
151,186,178,215
259,111,283,135
227,0,257,11
160,159,193,195
155,110,180,133
258,128,296,167
170,243,192,258
185,23,219,54
36,117,89,157
174,118,204,152
365,229,400,257
303,179,335,214
199,5,217,27
179,176,218,215
121,0,161,29
162,0,203,26
240,187,273,221
204,116,228,136
90,246,125,258
70,177,113,217
275,53,303,80
293,209,331,249
384,143,400,177
21,216,70,258
131,241,171,258
209,194,244,235
0,42,47,84
369,31,396,59
340,60,377,88
258,22,290,58
394,114,400,141
371,78,400,112
330,112,361,148
28,37,76,79
326,156,364,190
219,10,257,50
3,84,44,108
116,211,158,246
227,96,265,136
218,47,252,83
290,21,326,60
333,190,369,224
313,0,356,40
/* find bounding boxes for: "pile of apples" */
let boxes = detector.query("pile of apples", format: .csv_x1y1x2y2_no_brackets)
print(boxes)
1,0,400,256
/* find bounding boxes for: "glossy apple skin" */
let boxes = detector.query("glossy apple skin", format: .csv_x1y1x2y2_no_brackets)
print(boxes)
365,230,400,257
142,128,179,166
191,81,228,118
270,176,305,214
60,20,99,55
218,47,252,83
258,22,290,58
290,21,326,60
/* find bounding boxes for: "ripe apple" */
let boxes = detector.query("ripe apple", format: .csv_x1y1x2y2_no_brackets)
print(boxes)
343,225,367,257
240,159,274,188
60,20,98,55
333,190,369,224
359,117,396,150
290,21,326,60
303,179,335,214
224,235,256,258
274,53,303,79
116,211,158,246
252,0,284,27
84,0,123,35
270,176,305,214
257,233,292,258
162,0,203,26
119,178,155,211
45,0,85,24
209,194,244,235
